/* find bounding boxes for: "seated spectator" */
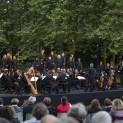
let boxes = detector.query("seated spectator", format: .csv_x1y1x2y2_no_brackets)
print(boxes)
0,97,4,106
88,99,102,114
67,103,87,123
43,97,56,116
0,118,9,123
55,116,79,123
110,98,123,121
56,96,71,114
91,111,112,123
41,115,57,123
11,98,22,113
23,96,36,121
23,102,49,123
0,106,20,123
103,98,112,113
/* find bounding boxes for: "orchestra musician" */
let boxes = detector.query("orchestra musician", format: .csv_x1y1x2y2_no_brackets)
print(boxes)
119,61,123,86
49,51,56,69
11,56,17,72
46,57,53,71
60,53,66,68
1,54,7,71
39,49,45,73
76,58,82,73
67,56,74,70
33,57,40,71
6,53,11,72
56,55,62,69
105,63,111,78
97,61,105,75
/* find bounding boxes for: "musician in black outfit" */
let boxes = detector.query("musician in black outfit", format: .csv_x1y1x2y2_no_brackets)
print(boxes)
56,55,62,69
49,51,56,69
11,56,17,72
119,61,123,86
105,63,111,78
39,49,45,73
46,57,53,71
67,56,74,69
86,63,96,92
76,58,82,73
6,53,11,72
97,61,105,75
60,53,65,68
1,54,7,71
33,57,40,71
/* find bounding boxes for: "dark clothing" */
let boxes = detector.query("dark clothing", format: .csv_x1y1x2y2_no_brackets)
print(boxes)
46,104,56,116
33,60,40,71
23,104,34,121
60,56,65,68
39,53,45,73
43,75,55,85
50,55,55,62
103,106,112,113
56,58,62,68
119,65,123,86
11,118,20,123
46,60,53,70
88,108,101,114
76,61,82,72
97,65,104,75
67,60,74,69
11,60,17,71
6,57,11,71
105,66,111,76
1,59,7,69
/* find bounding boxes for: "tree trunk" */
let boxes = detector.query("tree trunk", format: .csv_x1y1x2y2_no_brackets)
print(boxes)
112,53,116,65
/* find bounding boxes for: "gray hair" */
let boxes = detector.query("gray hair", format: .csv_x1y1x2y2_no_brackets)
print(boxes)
11,98,19,104
90,63,94,68
0,118,9,123
67,103,87,123
28,96,36,104
32,102,49,120
55,116,79,123
91,111,112,123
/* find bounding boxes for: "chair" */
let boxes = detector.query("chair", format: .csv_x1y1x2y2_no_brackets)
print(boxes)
26,113,32,120
13,112,23,122
57,113,67,118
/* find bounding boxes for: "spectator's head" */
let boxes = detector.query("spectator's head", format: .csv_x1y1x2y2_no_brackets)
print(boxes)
67,103,87,123
104,98,112,107
0,98,4,105
43,97,51,105
61,96,68,105
41,115,57,123
32,102,49,120
28,96,36,104
55,116,79,123
121,96,123,102
91,111,112,123
11,98,19,105
0,118,9,123
112,98,123,110
0,106,15,121
90,99,101,110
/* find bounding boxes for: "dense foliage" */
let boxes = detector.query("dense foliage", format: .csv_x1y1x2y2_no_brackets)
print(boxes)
0,0,123,66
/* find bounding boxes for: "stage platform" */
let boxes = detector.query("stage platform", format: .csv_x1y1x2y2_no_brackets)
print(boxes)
0,88,123,106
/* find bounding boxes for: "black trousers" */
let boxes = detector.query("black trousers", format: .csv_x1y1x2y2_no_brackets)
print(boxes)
86,77,95,91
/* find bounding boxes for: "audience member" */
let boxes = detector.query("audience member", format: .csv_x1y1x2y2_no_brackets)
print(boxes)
103,98,112,113
91,111,112,123
41,115,57,123
11,98,22,113
0,97,4,106
56,96,71,114
0,106,20,123
0,118,9,123
23,96,36,121
55,116,79,123
43,97,56,116
67,103,87,123
23,102,49,123
110,98,123,121
121,96,123,102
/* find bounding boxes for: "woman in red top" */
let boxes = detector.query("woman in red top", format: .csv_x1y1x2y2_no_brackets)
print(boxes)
56,96,71,114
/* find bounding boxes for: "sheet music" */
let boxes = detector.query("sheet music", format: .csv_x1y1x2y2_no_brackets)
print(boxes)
77,76,85,80
53,76,57,79
0,73,3,78
30,77,39,81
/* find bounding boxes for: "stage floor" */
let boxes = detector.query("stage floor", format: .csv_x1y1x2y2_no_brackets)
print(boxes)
0,88,123,106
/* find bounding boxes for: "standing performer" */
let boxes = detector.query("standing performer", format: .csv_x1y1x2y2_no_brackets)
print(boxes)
61,53,66,68
11,56,17,72
119,61,123,86
56,55,62,69
1,54,7,71
39,49,45,73
97,61,104,75
87,63,96,92
46,57,53,71
6,53,11,72
105,63,111,78
49,51,56,69
76,58,82,73
67,56,74,70
33,57,40,71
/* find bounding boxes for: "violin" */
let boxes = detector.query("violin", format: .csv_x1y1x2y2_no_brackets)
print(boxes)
107,76,114,87
99,77,104,89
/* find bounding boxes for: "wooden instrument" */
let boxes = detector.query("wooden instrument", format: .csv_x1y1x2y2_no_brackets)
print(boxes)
99,77,104,89
107,76,114,87
24,67,38,95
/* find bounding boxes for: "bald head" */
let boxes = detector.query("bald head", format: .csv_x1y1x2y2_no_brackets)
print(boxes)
41,115,57,123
